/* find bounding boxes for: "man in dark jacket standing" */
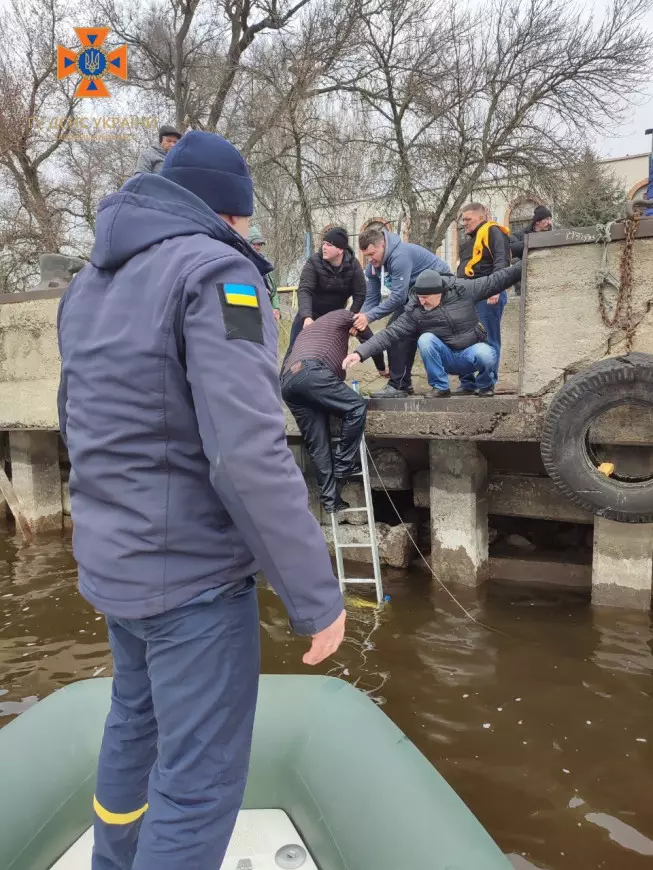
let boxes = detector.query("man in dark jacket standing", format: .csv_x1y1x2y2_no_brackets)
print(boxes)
456,203,512,396
58,131,345,870
343,264,522,397
510,204,553,258
288,228,387,375
355,227,452,398
282,309,367,512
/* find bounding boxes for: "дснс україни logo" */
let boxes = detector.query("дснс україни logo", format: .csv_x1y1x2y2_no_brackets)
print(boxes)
57,27,127,98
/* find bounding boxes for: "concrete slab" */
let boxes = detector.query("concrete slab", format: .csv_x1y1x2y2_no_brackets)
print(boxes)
8,431,62,533
490,555,591,589
592,518,653,609
429,441,488,586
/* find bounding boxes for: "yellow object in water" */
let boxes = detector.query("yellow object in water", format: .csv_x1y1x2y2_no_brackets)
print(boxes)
598,462,615,477
346,594,380,610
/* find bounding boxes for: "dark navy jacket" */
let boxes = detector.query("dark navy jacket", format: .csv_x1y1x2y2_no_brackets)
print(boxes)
57,172,343,634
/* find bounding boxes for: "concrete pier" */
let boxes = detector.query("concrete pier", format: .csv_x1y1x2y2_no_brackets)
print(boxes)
8,432,62,533
429,441,489,586
592,518,653,610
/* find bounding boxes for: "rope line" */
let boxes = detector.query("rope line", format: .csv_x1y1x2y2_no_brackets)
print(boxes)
365,447,502,633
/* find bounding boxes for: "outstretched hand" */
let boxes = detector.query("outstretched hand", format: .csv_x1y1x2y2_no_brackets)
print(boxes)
352,312,369,331
303,609,346,666
342,353,361,371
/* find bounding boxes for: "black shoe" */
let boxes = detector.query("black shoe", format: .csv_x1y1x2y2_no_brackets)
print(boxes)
406,386,415,395
428,388,451,398
451,386,476,397
324,498,350,514
476,387,495,397
370,384,408,399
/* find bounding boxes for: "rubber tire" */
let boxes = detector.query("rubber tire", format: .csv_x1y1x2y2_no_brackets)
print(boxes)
540,352,653,524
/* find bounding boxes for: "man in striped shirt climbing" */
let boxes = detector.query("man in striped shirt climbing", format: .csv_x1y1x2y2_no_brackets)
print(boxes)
281,309,366,513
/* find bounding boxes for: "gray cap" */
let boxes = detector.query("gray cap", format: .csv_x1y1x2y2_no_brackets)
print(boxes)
414,269,444,294
158,124,181,142
247,226,266,245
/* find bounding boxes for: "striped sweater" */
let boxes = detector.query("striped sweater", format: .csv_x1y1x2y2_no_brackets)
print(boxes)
283,309,354,380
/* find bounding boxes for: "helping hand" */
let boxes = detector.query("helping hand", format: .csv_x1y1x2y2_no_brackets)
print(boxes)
303,609,346,666
342,353,361,370
487,295,500,305
352,312,369,331
303,317,314,328
273,309,281,322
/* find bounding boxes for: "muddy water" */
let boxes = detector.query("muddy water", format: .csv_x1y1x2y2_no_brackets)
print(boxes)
1,529,653,870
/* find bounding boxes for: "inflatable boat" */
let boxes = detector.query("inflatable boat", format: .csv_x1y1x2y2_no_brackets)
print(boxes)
0,675,512,869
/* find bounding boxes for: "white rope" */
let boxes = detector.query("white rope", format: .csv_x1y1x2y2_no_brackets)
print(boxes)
365,447,498,631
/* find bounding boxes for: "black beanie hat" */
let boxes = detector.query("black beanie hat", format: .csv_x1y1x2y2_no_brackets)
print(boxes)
533,205,552,222
158,124,181,142
414,270,444,295
323,227,349,250
161,130,254,217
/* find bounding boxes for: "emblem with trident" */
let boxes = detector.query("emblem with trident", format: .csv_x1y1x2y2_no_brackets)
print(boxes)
57,27,128,98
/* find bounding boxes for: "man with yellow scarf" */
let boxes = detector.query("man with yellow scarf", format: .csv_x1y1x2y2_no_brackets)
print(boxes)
455,202,512,396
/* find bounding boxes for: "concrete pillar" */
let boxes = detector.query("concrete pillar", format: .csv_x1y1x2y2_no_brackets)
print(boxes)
592,518,653,610
429,440,488,585
8,431,62,533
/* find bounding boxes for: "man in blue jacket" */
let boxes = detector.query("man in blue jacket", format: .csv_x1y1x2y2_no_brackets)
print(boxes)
57,131,345,870
354,227,452,398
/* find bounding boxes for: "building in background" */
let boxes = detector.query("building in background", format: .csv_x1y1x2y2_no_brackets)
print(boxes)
312,152,650,270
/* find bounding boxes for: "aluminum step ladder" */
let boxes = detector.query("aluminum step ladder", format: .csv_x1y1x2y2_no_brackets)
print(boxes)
330,382,383,604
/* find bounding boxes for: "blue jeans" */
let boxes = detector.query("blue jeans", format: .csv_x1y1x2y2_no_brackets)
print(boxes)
418,333,497,392
92,579,260,870
460,291,507,390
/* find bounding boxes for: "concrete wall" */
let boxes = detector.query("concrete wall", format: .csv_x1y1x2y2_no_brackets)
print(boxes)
0,291,62,430
521,231,653,397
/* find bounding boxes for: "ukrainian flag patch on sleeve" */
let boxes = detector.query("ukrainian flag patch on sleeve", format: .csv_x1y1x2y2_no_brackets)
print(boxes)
216,281,264,345
223,283,259,308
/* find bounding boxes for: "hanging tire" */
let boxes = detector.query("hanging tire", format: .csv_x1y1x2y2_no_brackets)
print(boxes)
540,353,653,523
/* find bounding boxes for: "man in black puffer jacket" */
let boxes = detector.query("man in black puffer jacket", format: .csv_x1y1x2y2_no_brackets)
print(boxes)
287,227,387,374
343,263,521,397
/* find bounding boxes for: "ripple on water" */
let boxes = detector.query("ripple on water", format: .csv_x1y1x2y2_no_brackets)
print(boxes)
1,533,653,870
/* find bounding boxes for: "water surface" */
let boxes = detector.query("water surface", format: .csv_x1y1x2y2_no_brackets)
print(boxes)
1,528,652,869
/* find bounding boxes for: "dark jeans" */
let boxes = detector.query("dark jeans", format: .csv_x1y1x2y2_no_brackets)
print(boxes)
288,312,386,372
93,579,259,870
387,306,417,391
281,360,367,511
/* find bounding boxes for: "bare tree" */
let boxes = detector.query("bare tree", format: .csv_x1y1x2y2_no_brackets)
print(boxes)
0,0,80,288
354,0,653,248
0,0,77,247
100,0,314,131
243,0,366,242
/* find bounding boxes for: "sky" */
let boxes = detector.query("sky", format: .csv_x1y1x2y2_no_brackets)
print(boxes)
592,0,653,158
599,92,652,159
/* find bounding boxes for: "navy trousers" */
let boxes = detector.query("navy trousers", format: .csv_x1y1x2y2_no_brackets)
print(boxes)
92,578,260,870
